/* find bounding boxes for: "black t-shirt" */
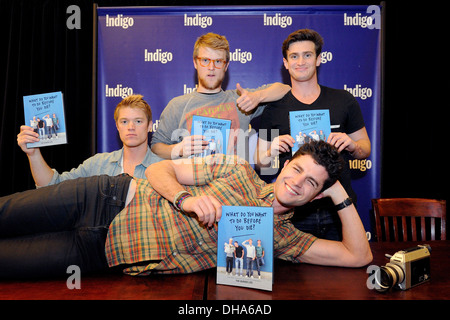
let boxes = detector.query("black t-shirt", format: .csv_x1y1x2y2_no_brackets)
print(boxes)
259,85,366,202
235,245,244,258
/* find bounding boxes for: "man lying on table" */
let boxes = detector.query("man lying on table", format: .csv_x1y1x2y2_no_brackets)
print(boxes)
0,141,372,279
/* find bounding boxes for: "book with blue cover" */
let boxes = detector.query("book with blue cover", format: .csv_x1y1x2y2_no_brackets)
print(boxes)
289,109,331,155
217,205,274,291
191,115,231,157
23,91,67,148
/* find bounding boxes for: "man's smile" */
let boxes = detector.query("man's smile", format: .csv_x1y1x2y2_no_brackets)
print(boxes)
284,182,299,196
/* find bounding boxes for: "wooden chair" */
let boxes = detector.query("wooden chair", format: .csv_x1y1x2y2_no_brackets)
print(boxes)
371,198,446,242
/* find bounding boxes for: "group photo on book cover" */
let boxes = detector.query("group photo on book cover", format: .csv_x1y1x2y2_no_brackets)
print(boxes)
217,206,274,291
289,109,331,155
191,115,231,157
23,91,67,148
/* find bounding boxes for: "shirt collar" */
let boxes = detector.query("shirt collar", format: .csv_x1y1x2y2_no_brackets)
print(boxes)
258,183,295,220
141,146,153,168
110,146,153,168
257,183,275,201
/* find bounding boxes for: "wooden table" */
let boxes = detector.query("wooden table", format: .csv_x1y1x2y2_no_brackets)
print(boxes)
207,241,450,300
1,241,449,300
0,270,206,300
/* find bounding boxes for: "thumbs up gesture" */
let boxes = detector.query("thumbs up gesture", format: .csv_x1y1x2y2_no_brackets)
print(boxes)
236,83,262,113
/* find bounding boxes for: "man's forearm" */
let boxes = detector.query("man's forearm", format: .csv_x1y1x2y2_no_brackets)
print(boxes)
351,138,371,159
151,142,180,160
258,83,290,103
145,158,196,202
27,150,54,187
254,139,272,169
146,160,185,203
330,184,372,266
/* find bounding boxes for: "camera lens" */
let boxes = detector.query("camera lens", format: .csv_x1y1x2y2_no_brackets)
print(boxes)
375,264,405,292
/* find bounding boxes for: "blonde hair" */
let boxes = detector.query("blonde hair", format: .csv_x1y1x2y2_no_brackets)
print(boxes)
114,94,152,124
193,32,230,61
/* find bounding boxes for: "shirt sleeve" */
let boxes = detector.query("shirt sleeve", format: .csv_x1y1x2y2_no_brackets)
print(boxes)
49,155,101,185
192,154,248,186
48,152,121,186
344,92,366,134
273,213,318,262
258,103,278,142
151,97,188,146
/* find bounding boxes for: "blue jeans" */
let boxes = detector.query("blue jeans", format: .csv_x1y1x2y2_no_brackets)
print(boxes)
0,174,132,279
256,257,264,275
246,257,254,277
235,257,243,276
292,199,342,241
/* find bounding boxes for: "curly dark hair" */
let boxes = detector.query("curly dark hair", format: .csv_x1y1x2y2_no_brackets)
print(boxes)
292,140,344,191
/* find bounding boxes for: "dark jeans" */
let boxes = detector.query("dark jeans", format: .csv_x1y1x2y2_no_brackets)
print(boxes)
246,257,254,277
0,174,132,279
226,256,233,273
292,198,342,241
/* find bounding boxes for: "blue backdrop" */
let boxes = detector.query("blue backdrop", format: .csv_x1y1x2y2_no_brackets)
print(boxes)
96,5,382,238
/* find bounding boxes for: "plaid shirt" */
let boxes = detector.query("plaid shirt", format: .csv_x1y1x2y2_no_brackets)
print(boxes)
105,155,317,276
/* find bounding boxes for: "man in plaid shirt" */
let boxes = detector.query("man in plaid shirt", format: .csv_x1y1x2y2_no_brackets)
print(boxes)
0,141,372,279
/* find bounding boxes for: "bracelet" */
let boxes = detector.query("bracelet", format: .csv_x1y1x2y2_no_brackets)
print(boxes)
334,197,353,211
178,193,192,212
173,190,192,211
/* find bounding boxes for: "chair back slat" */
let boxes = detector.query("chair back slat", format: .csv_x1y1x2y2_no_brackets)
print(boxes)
431,218,436,240
411,217,417,241
372,198,446,242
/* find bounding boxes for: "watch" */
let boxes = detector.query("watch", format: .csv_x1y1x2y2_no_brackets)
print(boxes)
334,197,353,211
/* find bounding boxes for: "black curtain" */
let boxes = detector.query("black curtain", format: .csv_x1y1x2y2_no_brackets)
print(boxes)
0,0,94,196
0,0,207,196
1,1,449,209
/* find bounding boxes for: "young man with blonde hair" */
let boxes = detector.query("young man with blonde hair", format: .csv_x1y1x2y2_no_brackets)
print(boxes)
17,94,154,186
151,32,291,161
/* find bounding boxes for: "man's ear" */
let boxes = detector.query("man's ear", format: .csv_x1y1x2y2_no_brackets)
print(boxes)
311,192,325,201
193,57,198,70
283,57,289,70
315,53,322,67
223,61,230,72
279,159,290,173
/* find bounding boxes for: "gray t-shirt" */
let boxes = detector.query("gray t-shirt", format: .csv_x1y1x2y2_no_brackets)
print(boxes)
151,86,268,162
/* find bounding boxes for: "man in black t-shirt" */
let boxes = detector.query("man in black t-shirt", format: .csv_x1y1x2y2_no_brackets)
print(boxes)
234,241,244,277
255,29,371,240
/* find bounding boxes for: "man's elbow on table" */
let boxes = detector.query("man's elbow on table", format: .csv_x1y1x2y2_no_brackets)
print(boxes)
301,239,373,268
345,246,373,268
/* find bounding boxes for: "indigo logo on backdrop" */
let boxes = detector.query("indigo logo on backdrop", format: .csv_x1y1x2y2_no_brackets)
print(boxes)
320,51,333,64
184,14,213,28
344,5,381,29
344,84,373,100
263,13,292,28
105,14,134,29
229,49,253,64
144,49,174,64
105,84,134,99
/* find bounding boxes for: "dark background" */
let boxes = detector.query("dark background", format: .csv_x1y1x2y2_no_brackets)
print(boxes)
1,1,448,221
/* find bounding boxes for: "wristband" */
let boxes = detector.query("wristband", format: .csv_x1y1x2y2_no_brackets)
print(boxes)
334,197,353,211
173,190,192,211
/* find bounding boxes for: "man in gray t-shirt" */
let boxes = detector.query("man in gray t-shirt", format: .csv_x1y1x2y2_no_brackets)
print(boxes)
151,32,290,162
